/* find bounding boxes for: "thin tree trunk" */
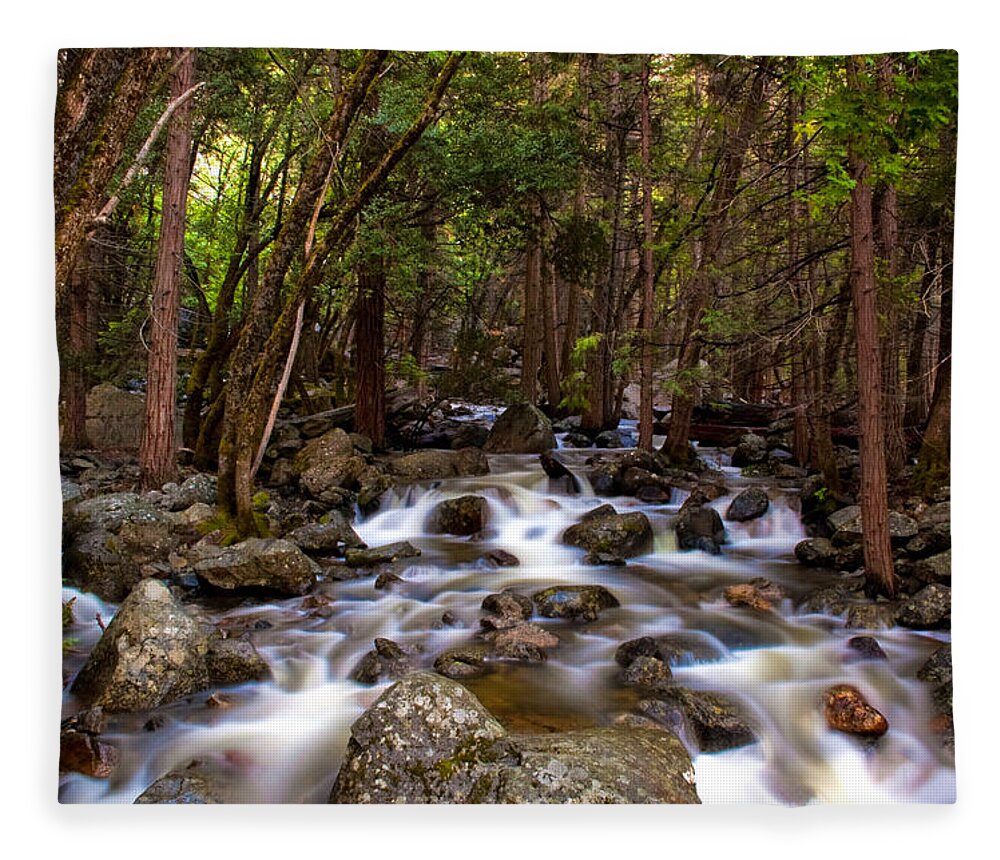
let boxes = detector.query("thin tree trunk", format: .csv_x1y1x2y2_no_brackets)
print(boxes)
638,56,655,451
847,56,897,599
541,248,562,409
139,48,195,489
355,260,387,448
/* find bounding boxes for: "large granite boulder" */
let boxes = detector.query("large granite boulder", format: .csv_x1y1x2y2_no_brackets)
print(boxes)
483,404,556,454
70,580,211,712
725,487,770,522
428,495,489,536
827,505,919,547
329,672,699,803
293,428,367,501
675,505,726,554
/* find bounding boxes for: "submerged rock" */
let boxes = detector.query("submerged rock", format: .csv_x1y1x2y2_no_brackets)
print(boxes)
823,685,889,737
329,672,699,804
134,761,224,804
483,403,556,454
433,644,492,679
561,510,653,558
846,636,888,661
532,585,620,621
723,579,787,611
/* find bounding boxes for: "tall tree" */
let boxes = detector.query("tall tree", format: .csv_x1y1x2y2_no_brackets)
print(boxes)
139,49,197,488
638,55,656,450
846,55,897,599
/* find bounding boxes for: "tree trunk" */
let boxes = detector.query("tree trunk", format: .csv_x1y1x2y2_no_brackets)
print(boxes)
139,48,196,490
877,184,906,476
847,56,897,599
541,248,562,409
355,259,387,449
638,56,655,451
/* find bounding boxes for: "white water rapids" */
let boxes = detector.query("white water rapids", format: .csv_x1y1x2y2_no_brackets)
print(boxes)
59,442,955,804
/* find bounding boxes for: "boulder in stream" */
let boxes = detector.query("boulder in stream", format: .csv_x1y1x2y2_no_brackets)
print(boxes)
483,403,556,454
389,448,490,481
822,685,889,737
561,510,653,558
344,541,421,567
428,495,488,536
532,585,621,621
329,672,700,803
638,688,757,753
285,513,366,555
725,487,770,522
134,761,225,804
193,538,318,595
674,505,726,554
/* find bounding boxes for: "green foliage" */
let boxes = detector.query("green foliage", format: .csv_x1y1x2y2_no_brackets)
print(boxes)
558,334,603,412
388,353,430,388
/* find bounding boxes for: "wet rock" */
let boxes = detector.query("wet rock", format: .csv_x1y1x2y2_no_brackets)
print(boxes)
428,495,488,536
329,672,699,804
846,636,888,661
580,503,618,522
161,474,217,511
639,688,757,753
483,403,556,454
59,730,119,778
895,584,951,629
582,551,627,566
615,636,662,667
823,685,889,737
450,424,491,450
845,602,898,630
374,570,404,590
619,468,673,502
134,761,224,804
913,550,951,585
730,433,768,467
434,644,491,678
725,487,770,522
193,538,318,595
562,511,653,558
293,428,367,500
723,579,787,611
389,448,490,481
344,541,421,567
479,549,520,568
539,450,571,479
484,623,560,660
917,645,952,685
562,431,594,449
532,585,621,621
794,537,837,567
595,429,625,449
802,583,864,616
674,505,726,554
285,513,365,555
71,579,211,712
827,505,919,547
205,636,270,685
357,465,393,512
621,655,673,691
351,638,414,684
480,591,534,628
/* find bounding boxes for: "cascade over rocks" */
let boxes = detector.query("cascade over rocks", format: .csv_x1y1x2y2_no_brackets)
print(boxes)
329,672,699,803
637,688,757,753
483,403,556,454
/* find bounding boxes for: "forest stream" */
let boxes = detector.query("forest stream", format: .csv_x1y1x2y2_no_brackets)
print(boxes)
58,420,955,805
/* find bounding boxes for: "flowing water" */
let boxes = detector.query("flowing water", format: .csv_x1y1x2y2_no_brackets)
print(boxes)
59,437,955,805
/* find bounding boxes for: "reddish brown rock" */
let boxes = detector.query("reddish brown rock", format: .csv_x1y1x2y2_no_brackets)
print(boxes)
59,731,119,778
723,579,786,611
823,685,889,737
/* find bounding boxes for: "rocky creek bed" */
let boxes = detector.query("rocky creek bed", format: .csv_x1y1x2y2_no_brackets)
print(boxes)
59,406,954,804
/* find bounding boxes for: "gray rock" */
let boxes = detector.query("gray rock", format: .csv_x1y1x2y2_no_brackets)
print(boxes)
193,538,318,595
562,511,653,558
286,514,365,554
134,761,224,803
293,428,367,501
895,584,951,629
480,591,534,628
532,585,620,621
794,537,837,567
71,580,211,712
675,505,726,554
846,636,888,661
595,429,624,449
639,687,757,753
483,403,556,454
827,505,919,546
205,637,270,685
621,655,673,691
433,645,492,679
161,474,217,511
917,645,952,686
730,433,768,467
725,487,770,522
344,541,421,567
913,550,951,585
62,529,144,603
428,495,488,536
329,673,699,804
389,448,490,481
845,602,898,630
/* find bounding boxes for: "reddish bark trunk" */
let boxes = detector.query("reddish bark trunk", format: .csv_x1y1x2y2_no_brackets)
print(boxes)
139,49,196,489
638,57,655,451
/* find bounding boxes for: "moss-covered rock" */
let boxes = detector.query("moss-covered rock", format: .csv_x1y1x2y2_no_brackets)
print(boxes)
532,585,620,621
428,495,488,536
561,510,653,558
483,403,556,454
193,538,318,595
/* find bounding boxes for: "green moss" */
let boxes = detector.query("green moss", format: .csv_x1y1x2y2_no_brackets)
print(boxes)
252,491,270,511
196,507,270,546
